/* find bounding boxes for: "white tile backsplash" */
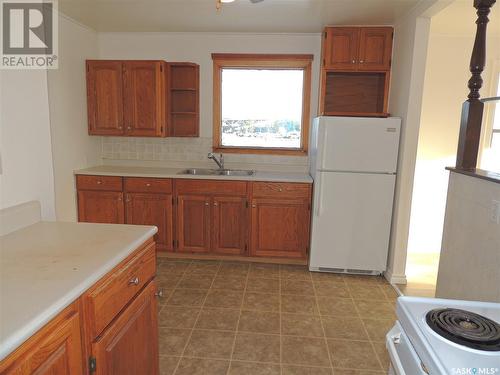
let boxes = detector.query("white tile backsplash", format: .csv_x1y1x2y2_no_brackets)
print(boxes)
101,137,309,172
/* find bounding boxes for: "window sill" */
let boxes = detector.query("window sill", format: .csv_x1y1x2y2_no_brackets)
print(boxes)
213,146,308,156
446,167,500,184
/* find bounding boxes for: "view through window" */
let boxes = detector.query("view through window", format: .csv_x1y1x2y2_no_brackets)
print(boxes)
491,75,500,149
221,69,304,149
481,72,500,173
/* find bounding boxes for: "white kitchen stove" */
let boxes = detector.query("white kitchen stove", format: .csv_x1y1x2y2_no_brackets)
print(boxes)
387,296,500,375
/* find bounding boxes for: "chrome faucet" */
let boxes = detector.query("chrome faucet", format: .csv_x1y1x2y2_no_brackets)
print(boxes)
207,153,224,170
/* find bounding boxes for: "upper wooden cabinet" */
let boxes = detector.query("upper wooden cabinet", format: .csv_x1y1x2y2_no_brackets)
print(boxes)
86,60,199,138
86,61,124,135
323,27,393,71
320,26,393,117
323,27,360,70
358,27,393,71
123,61,166,137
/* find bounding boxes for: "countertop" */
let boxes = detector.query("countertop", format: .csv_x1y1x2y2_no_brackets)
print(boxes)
74,165,313,184
0,221,157,361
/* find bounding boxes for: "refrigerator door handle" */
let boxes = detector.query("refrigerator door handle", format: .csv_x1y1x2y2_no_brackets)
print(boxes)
315,173,323,217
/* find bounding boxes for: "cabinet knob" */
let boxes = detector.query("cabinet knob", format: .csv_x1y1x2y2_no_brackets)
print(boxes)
145,183,151,187
279,188,283,192
252,204,256,208
118,126,123,130
127,126,132,130
118,196,122,201
205,202,209,206
352,59,356,64
155,289,164,298
128,277,139,286
214,202,218,206
96,180,102,185
359,60,364,63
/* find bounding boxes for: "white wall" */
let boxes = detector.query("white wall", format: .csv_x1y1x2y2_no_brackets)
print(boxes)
384,6,433,284
97,32,321,171
0,69,56,220
436,172,500,302
47,14,101,221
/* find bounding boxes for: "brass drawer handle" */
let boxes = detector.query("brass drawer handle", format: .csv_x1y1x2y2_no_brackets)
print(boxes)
128,277,139,286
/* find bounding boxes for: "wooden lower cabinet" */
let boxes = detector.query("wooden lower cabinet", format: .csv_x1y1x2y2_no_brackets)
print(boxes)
176,195,211,253
0,303,83,375
212,196,247,255
76,175,312,260
125,193,173,251
92,281,159,375
250,198,310,259
78,190,124,224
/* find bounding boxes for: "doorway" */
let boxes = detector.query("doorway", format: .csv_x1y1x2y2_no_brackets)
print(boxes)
405,0,500,297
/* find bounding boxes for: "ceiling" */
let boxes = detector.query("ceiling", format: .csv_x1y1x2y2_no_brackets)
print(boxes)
431,0,500,37
58,0,422,33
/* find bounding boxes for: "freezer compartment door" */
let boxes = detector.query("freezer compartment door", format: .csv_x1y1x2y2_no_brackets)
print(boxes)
309,171,396,272
316,117,401,173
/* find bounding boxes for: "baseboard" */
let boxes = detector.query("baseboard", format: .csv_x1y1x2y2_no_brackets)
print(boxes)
384,268,407,285
157,252,308,266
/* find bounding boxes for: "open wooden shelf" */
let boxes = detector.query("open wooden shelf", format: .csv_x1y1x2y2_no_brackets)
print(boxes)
168,63,199,137
322,71,389,116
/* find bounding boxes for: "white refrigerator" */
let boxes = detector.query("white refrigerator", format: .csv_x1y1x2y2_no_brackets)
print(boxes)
309,116,401,274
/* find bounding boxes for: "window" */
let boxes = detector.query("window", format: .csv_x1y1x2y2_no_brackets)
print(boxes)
480,70,500,173
212,54,313,155
490,74,500,148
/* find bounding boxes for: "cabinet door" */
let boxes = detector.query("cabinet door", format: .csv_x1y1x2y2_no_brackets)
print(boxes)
125,193,173,252
323,27,359,70
212,196,247,255
358,27,393,71
78,190,125,224
250,198,310,259
92,281,159,375
176,195,211,253
123,61,164,137
86,60,124,135
0,304,83,375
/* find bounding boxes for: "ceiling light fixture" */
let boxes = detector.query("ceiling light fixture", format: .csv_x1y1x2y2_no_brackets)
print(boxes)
216,0,263,11
216,0,235,10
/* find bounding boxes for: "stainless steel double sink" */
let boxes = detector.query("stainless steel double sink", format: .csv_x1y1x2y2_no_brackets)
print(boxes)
178,168,255,177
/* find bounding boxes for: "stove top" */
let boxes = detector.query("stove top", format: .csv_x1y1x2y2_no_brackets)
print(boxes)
426,308,500,351
397,297,500,375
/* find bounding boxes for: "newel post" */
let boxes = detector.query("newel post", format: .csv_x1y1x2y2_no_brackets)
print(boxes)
455,0,496,169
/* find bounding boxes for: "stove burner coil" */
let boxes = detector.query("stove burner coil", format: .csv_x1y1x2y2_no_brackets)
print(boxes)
426,308,500,351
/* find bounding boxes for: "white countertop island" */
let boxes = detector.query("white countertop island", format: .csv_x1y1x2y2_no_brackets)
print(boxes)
0,221,157,361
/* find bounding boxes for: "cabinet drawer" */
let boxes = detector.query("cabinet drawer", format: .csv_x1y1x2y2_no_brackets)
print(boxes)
85,241,156,339
175,179,247,196
124,177,172,193
76,175,123,191
252,182,311,199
